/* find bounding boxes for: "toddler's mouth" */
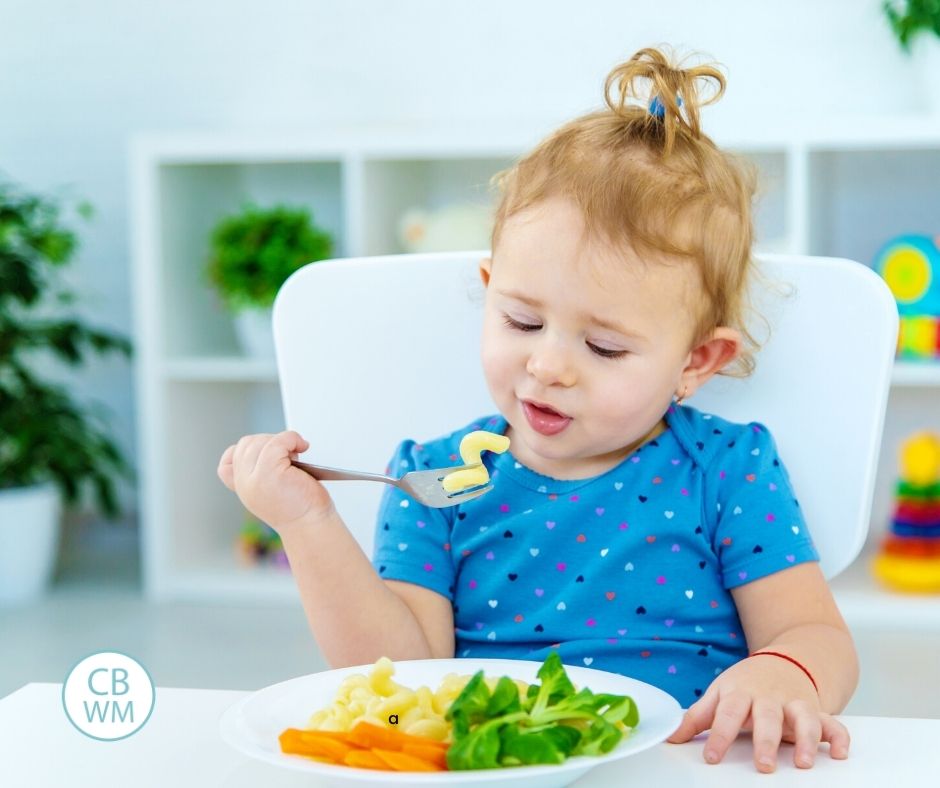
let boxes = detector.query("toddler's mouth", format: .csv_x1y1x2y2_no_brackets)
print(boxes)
523,399,569,418
521,399,572,436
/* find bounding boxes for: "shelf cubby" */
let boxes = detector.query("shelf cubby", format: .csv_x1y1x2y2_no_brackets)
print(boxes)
158,160,345,358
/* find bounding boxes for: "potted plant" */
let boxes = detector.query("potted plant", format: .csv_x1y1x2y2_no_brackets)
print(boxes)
0,178,133,604
206,204,334,357
884,0,940,113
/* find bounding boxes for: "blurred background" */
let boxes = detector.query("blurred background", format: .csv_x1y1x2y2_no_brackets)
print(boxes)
2,0,939,716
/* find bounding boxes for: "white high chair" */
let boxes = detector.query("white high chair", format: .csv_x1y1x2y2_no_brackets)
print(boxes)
273,252,898,580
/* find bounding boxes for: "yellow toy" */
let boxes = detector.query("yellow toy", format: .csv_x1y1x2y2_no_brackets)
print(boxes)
901,433,940,486
872,431,940,593
441,431,510,493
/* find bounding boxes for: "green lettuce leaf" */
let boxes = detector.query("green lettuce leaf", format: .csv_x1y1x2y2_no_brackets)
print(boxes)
444,651,639,770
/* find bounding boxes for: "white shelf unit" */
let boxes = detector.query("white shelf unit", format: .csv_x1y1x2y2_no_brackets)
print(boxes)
131,119,940,625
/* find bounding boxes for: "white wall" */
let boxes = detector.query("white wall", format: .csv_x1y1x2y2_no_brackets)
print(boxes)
0,0,925,517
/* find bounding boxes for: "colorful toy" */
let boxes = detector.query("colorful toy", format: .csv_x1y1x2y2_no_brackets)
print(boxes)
236,514,290,570
872,432,940,592
874,234,940,359
897,314,940,358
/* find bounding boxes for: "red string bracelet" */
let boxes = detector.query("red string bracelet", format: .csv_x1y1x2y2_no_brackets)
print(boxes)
748,651,819,695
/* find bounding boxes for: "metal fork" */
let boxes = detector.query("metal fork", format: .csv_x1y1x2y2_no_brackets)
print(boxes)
289,459,493,508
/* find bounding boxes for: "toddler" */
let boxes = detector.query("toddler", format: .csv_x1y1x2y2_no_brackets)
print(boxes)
218,47,856,774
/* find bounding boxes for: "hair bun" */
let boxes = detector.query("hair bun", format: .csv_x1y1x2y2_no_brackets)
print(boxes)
604,47,726,156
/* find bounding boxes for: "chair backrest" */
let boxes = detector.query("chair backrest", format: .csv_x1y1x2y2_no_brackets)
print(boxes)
273,251,898,580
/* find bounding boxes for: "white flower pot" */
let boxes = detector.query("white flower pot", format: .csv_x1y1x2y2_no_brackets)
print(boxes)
233,307,275,358
913,34,940,116
0,483,61,605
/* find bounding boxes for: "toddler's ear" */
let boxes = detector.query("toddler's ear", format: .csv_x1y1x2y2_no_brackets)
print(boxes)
479,257,493,287
682,327,742,396
480,257,493,287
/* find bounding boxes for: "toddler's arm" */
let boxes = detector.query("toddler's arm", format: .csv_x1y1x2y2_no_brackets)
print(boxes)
668,562,856,773
278,511,455,665
217,431,454,665
731,562,858,714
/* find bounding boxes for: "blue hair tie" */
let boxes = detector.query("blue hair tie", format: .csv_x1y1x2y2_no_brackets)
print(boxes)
649,95,682,119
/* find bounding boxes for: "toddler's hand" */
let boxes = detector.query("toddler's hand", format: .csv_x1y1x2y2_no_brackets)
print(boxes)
217,431,336,532
666,655,850,773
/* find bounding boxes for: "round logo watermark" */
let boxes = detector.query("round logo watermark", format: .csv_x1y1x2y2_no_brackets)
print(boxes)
62,651,155,741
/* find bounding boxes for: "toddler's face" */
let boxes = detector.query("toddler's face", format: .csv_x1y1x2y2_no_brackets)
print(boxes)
480,196,700,480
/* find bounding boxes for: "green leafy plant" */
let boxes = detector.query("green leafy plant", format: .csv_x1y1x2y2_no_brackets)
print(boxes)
444,651,639,770
884,0,940,50
206,204,334,312
0,178,133,516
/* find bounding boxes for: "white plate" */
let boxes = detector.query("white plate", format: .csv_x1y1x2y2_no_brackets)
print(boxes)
220,658,684,788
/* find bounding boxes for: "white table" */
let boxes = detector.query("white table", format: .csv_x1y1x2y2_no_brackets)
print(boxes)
1,683,936,786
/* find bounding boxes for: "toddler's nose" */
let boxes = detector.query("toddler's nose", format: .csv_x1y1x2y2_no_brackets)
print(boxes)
526,339,577,387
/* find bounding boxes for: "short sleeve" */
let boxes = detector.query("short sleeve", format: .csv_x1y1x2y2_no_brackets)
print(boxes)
370,439,456,600
707,422,819,589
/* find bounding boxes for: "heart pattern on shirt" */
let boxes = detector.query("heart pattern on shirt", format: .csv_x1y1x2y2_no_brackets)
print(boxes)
377,412,809,710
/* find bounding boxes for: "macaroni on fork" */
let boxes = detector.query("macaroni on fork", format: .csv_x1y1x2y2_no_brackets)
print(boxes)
441,430,511,493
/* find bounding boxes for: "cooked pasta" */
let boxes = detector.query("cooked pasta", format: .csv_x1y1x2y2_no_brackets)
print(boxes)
306,657,529,743
441,430,511,492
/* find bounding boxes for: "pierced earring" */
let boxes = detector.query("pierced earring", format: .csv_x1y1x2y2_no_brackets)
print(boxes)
675,385,689,406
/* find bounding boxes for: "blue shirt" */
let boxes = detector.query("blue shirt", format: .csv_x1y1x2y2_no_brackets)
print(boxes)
371,404,819,708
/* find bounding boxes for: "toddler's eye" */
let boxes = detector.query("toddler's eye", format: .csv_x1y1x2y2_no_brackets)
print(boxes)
588,343,628,359
502,315,541,332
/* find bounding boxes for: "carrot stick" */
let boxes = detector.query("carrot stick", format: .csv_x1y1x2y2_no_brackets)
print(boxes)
343,749,389,770
405,735,449,750
371,747,443,772
280,723,450,771
279,729,337,762
297,731,359,761
279,729,315,753
278,728,354,761
347,721,448,751
299,728,356,741
402,743,448,769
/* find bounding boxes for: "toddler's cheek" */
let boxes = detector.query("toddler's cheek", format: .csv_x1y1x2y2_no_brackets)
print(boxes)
592,386,667,444
480,337,515,393
594,387,644,423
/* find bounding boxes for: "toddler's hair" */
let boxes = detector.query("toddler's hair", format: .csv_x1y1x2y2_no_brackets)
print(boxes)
490,46,764,377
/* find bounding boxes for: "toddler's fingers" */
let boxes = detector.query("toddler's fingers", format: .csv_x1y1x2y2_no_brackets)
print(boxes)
257,430,310,472
786,701,822,769
821,714,850,760
749,698,784,773
702,693,751,764
217,444,236,489
667,689,718,744
233,433,274,477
